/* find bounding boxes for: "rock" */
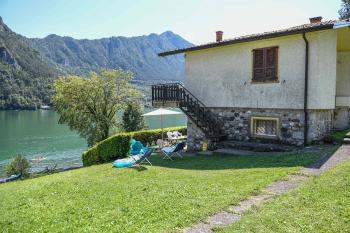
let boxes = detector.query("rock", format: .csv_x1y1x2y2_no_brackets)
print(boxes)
0,47,19,68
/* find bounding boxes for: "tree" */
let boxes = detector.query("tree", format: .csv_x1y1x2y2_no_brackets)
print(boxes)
339,0,350,19
5,155,30,177
122,101,146,132
53,69,140,146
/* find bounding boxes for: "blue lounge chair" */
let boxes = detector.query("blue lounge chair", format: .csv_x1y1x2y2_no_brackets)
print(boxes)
134,149,154,166
161,142,185,160
113,149,154,168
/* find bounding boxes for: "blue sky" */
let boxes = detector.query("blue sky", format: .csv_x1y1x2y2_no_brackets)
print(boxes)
0,0,341,44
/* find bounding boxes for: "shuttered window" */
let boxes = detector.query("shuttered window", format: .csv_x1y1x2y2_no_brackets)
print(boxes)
252,47,278,82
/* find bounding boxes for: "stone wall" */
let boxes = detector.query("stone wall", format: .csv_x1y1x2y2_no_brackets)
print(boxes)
307,110,333,141
186,108,334,151
212,108,306,146
187,118,208,151
334,107,350,130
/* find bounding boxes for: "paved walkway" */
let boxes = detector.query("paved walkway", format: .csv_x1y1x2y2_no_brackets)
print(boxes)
184,145,350,233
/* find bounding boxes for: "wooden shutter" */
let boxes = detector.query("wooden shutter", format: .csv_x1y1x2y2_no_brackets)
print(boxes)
265,47,278,81
253,49,264,81
253,47,278,82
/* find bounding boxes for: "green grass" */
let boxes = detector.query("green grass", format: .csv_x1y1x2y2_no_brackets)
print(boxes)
331,128,350,141
216,157,350,233
0,152,325,233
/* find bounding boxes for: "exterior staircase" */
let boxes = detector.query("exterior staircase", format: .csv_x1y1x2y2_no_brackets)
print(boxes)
343,132,350,144
152,83,226,141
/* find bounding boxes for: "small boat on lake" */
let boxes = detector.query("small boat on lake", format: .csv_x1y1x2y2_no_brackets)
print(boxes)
30,156,47,162
40,105,51,110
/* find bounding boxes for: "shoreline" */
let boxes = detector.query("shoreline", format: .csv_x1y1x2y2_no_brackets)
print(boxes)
0,164,84,184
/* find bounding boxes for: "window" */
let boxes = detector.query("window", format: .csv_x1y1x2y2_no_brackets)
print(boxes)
251,117,279,138
252,47,278,82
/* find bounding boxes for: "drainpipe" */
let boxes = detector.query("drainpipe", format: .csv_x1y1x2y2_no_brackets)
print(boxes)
302,32,309,146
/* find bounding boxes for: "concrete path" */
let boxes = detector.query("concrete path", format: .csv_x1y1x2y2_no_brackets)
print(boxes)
184,145,350,233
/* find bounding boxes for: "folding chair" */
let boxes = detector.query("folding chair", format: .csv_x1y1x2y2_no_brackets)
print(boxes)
132,149,154,166
161,142,185,160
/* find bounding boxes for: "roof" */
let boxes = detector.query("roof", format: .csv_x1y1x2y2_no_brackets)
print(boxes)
158,20,341,57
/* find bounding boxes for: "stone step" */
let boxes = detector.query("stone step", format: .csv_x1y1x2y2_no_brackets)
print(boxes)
217,140,296,152
196,151,214,156
345,132,350,139
343,138,350,144
213,148,279,156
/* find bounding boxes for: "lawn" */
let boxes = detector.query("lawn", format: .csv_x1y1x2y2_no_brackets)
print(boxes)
331,128,350,141
216,157,350,232
0,152,325,233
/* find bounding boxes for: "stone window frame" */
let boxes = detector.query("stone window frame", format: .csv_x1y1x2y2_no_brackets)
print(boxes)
250,116,280,139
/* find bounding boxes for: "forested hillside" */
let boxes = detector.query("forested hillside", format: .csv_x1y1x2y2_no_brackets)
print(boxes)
0,17,58,109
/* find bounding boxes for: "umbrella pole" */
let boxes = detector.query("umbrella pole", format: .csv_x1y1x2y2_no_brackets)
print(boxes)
161,114,163,147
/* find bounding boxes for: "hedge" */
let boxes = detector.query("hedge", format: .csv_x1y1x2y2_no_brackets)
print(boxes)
82,134,131,167
131,126,187,146
82,126,187,166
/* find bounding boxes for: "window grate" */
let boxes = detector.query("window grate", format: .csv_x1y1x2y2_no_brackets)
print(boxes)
256,120,277,136
251,117,279,138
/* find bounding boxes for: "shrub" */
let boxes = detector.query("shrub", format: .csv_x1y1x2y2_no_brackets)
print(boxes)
5,155,30,177
83,134,132,166
82,147,99,167
82,126,187,166
97,134,131,163
122,101,146,132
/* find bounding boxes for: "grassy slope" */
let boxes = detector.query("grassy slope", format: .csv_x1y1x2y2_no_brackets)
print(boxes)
0,153,323,233
217,158,350,232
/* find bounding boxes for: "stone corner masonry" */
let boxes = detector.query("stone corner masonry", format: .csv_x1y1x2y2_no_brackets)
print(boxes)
186,108,333,151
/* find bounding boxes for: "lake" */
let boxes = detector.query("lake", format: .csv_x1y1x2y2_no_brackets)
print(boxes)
0,109,187,177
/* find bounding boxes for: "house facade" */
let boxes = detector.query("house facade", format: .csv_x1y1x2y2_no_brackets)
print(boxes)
153,17,350,150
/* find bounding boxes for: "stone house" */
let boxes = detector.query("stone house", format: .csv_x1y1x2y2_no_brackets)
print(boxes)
152,17,350,150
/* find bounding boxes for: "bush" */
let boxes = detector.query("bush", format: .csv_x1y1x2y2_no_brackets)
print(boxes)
82,126,187,166
82,147,100,167
5,155,30,177
83,134,132,166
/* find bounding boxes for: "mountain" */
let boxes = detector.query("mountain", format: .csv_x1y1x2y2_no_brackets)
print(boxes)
0,16,193,110
0,16,59,110
25,31,193,80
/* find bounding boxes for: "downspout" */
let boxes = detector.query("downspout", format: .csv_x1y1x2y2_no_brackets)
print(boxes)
302,32,309,146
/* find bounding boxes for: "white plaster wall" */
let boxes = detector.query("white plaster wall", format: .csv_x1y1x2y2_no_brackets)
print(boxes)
184,30,337,110
307,30,337,109
334,51,350,129
336,51,350,98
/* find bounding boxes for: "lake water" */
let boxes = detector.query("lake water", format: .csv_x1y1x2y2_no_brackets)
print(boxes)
0,110,187,177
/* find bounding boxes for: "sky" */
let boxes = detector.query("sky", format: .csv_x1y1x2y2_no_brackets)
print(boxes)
0,0,342,44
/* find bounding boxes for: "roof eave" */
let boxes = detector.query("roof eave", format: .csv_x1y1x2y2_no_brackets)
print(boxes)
158,24,334,57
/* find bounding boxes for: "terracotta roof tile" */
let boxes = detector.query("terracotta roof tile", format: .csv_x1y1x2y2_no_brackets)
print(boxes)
159,20,343,56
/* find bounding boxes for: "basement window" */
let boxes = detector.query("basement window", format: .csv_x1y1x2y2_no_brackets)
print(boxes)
251,117,279,138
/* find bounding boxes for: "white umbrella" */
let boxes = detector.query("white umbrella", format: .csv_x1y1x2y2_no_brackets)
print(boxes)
143,108,183,143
